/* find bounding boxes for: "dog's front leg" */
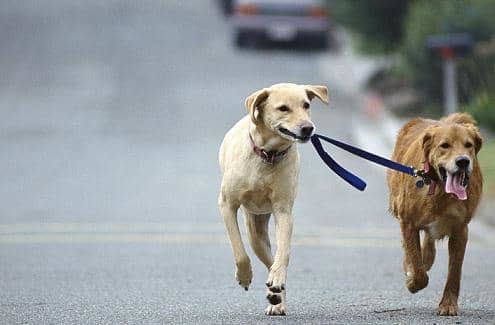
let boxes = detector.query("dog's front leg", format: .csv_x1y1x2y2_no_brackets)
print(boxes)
219,197,252,290
438,225,468,316
400,220,428,293
265,209,293,315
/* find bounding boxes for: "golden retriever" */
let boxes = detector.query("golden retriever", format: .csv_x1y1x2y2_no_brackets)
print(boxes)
218,83,328,315
387,112,483,316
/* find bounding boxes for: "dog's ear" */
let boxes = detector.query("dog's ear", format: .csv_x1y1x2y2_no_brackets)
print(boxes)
245,88,269,124
468,125,483,154
422,129,434,163
304,85,329,104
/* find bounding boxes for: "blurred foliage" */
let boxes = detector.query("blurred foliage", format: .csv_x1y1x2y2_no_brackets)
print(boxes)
462,92,495,130
479,139,495,198
331,0,412,54
332,0,495,129
400,0,495,105
461,38,495,131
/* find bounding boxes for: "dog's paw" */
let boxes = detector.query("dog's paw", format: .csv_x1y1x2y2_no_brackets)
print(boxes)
235,259,252,291
266,290,283,305
265,267,286,295
265,303,287,316
438,302,458,316
438,295,459,316
405,271,428,294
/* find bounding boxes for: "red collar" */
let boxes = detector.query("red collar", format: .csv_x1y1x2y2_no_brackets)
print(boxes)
424,162,437,195
249,133,291,165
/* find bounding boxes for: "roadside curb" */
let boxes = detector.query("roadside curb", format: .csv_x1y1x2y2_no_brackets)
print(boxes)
353,93,403,159
470,220,495,247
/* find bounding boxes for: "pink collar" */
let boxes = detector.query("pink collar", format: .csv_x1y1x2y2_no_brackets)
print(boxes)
249,133,291,165
424,162,437,195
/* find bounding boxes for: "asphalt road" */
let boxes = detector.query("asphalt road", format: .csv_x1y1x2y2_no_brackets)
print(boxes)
0,1,494,324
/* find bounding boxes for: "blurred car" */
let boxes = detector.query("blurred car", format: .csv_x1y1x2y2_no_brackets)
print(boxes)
230,0,331,49
218,0,233,16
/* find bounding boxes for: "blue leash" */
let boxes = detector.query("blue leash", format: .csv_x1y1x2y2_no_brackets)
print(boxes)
310,133,430,191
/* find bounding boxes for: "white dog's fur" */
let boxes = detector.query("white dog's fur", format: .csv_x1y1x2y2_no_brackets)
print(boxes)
218,83,328,315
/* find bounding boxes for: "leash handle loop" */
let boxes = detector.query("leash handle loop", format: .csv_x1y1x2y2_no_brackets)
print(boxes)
310,136,367,191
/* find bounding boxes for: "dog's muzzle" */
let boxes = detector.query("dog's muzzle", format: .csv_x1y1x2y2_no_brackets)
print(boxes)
278,123,314,143
439,159,471,200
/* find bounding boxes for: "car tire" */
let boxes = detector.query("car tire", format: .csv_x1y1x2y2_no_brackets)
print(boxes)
235,31,252,48
313,34,328,50
219,0,232,16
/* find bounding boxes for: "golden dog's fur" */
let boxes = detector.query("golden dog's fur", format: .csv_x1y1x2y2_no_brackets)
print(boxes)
387,112,483,316
218,83,328,315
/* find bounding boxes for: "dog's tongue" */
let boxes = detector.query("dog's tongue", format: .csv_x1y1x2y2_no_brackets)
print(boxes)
445,172,467,200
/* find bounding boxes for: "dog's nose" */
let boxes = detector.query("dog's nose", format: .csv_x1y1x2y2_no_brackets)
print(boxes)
300,124,314,137
455,156,470,169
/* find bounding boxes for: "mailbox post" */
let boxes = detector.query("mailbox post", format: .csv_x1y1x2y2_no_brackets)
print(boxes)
426,33,473,115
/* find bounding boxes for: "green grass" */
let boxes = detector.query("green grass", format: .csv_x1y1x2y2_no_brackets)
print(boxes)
479,139,495,198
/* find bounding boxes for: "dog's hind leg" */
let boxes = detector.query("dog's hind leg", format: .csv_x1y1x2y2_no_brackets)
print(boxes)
244,211,273,269
219,196,252,291
421,230,436,271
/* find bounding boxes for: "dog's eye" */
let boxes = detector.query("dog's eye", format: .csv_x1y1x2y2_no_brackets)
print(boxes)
303,102,310,109
278,105,290,112
440,143,450,149
465,142,473,149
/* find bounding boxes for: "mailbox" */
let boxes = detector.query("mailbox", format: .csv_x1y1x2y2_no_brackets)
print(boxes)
426,33,474,59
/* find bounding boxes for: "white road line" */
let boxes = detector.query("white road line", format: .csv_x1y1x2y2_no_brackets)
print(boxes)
0,223,492,247
0,222,399,247
0,222,398,237
0,233,399,247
